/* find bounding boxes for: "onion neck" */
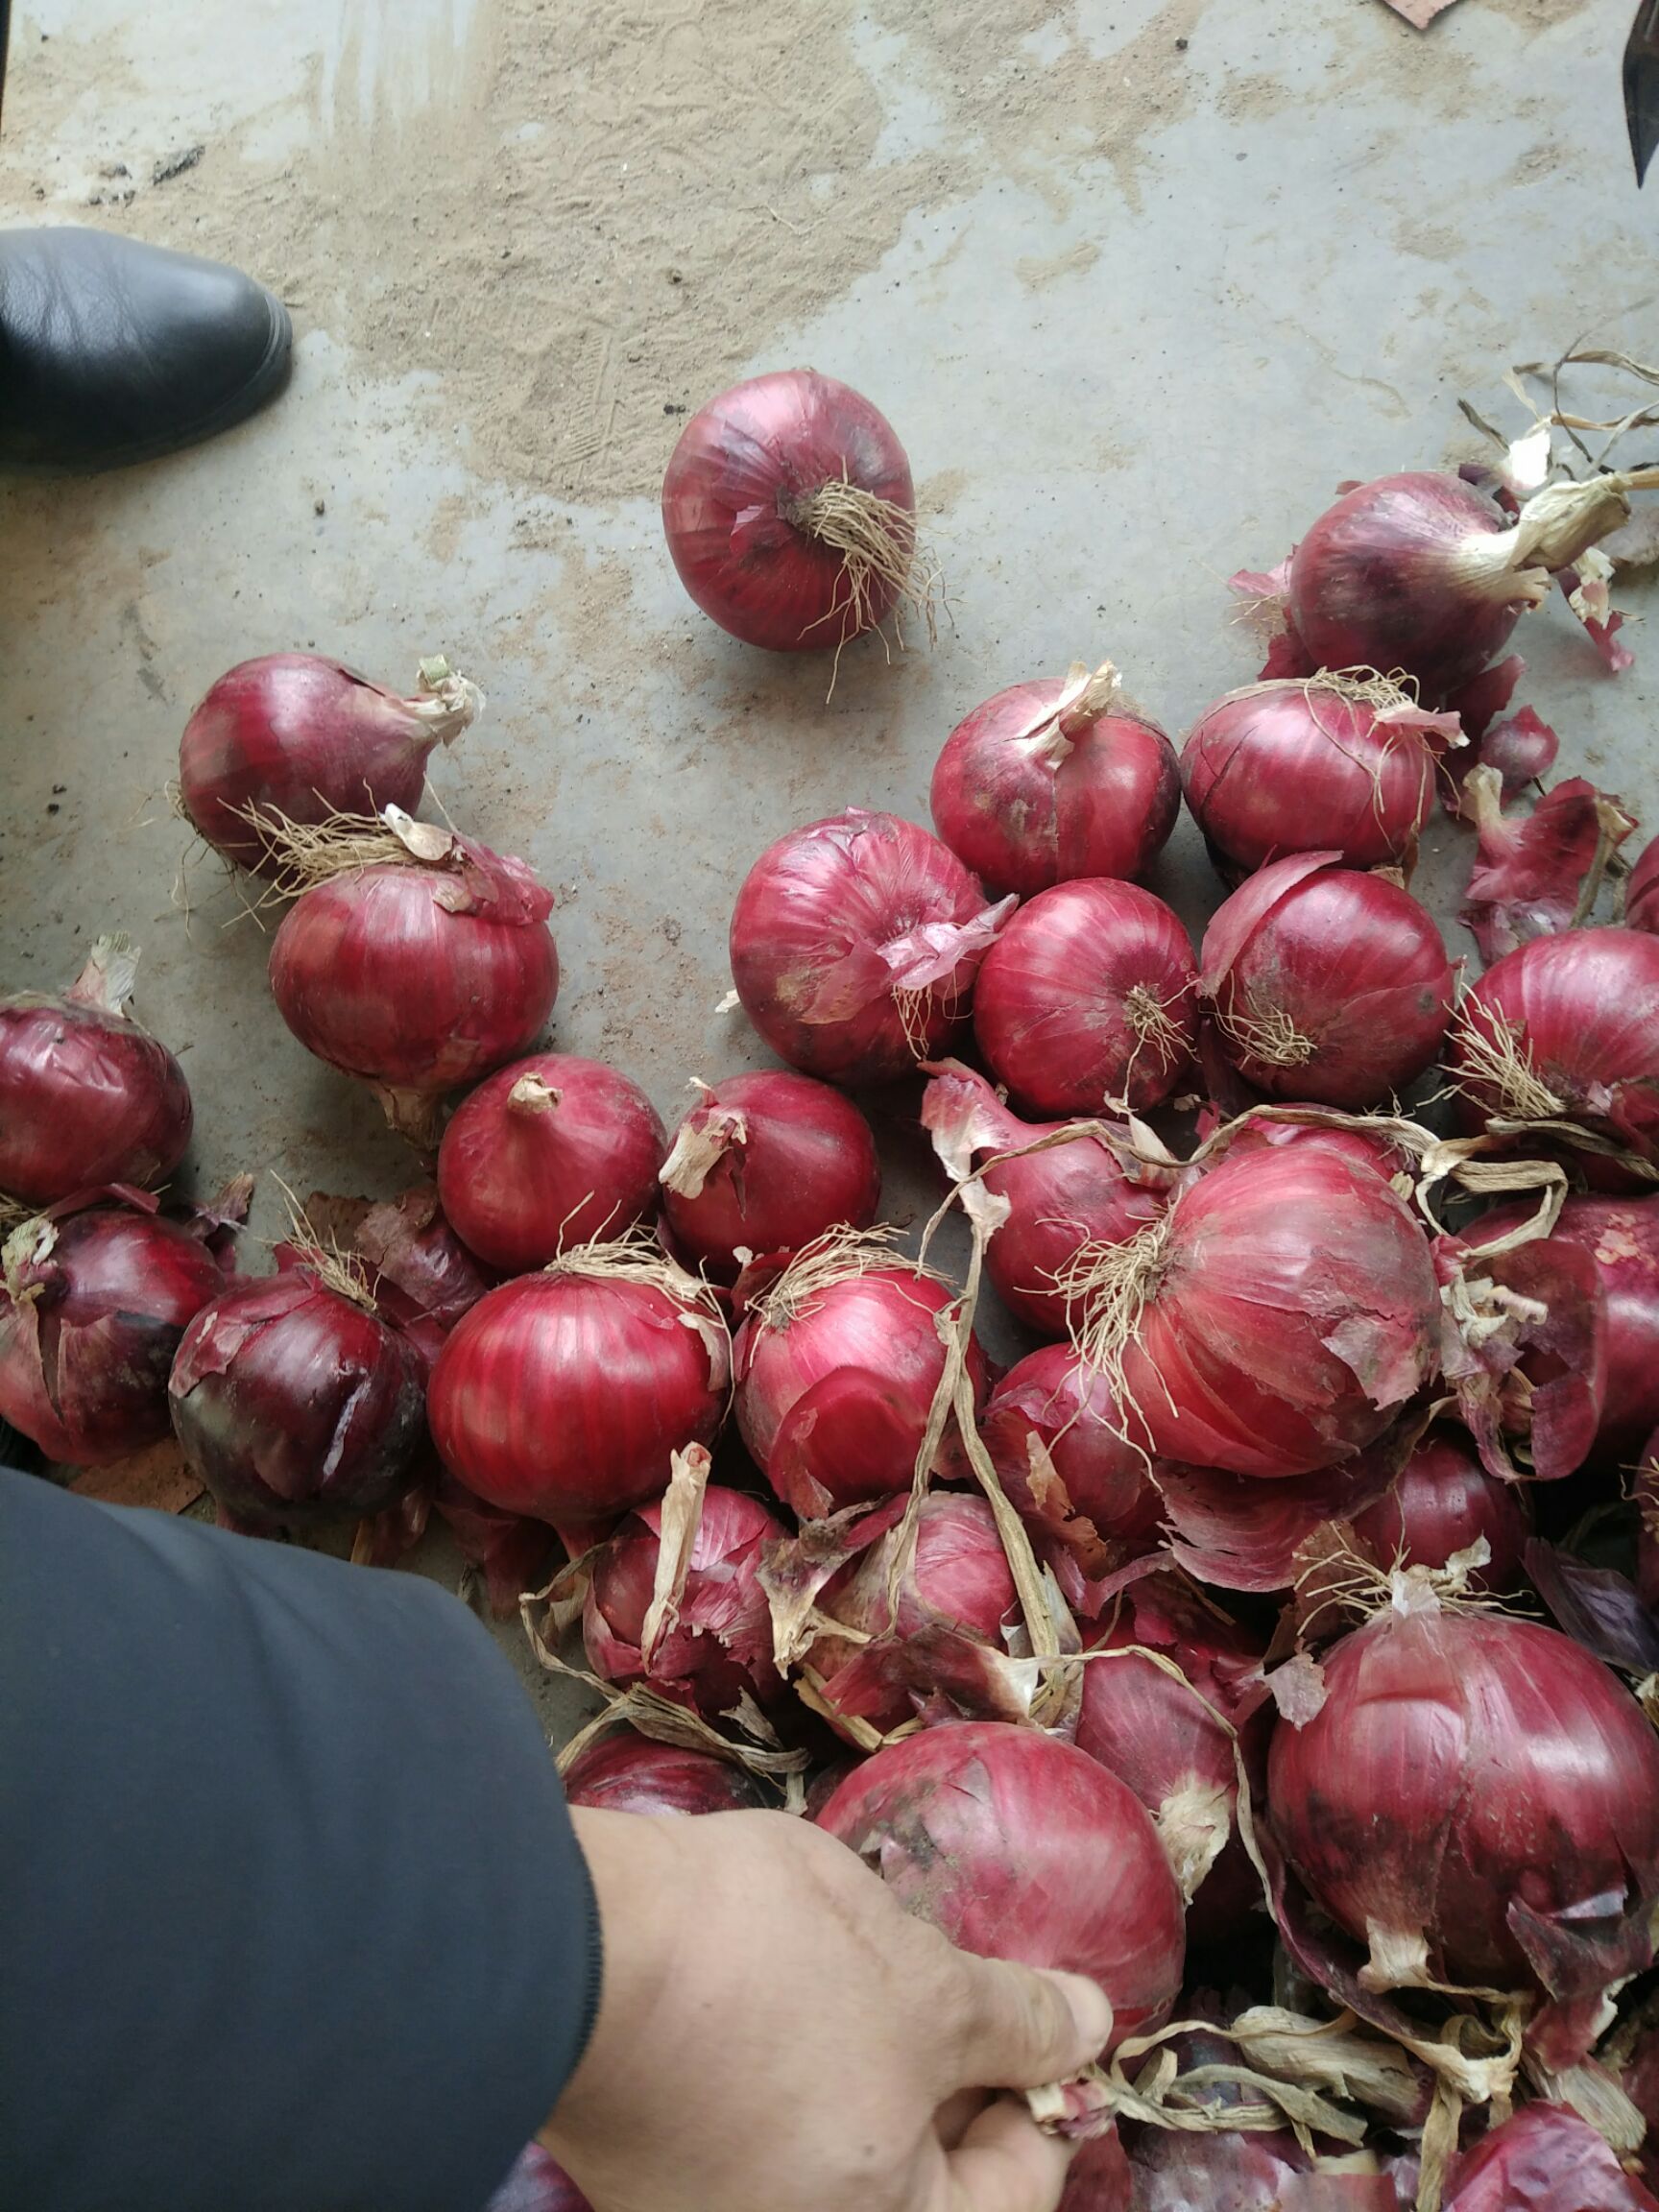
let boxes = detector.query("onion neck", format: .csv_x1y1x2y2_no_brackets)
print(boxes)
1454,468,1659,606
407,656,484,754
660,1108,745,1199
508,1074,562,1116
63,932,140,1019
1017,660,1121,770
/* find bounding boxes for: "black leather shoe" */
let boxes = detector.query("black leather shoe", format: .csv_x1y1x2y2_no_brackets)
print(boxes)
0,227,291,473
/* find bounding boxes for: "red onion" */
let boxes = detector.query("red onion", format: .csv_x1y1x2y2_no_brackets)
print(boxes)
1629,832,1659,935
1268,1597,1659,2004
733,1233,986,1519
170,1246,426,1524
349,1183,493,1380
659,1071,879,1284
1204,1110,1412,1185
1285,469,1657,699
1451,928,1659,1188
178,652,481,872
0,1198,226,1464
921,1062,1169,1337
561,1729,771,1816
661,370,925,652
1457,769,1637,968
436,1052,665,1273
583,1472,784,1719
1348,1427,1528,1592
267,809,559,1144
1068,1142,1439,1479
427,1238,730,1522
815,1719,1185,2048
1181,673,1457,877
1444,2105,1658,2212
1199,854,1454,1109
928,660,1181,898
485,2145,592,2212
0,935,192,1208
728,809,1011,1085
973,879,1199,1118
1058,2130,1133,2212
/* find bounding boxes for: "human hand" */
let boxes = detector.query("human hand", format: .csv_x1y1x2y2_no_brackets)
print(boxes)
542,1807,1114,2212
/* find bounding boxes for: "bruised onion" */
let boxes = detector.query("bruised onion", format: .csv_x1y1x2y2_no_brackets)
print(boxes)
733,1232,985,1519
1629,833,1659,936
1181,672,1457,877
1451,927,1659,1188
729,809,1011,1084
427,1238,730,1523
0,935,192,1208
437,1053,665,1272
661,371,926,652
178,652,481,871
0,1199,225,1464
169,1247,425,1523
561,1730,771,1816
1068,1142,1439,1479
973,879,1198,1117
659,1071,879,1283
1444,2105,1659,2212
928,660,1180,898
1268,1593,1659,2003
815,1719,1185,2048
1348,1426,1528,1592
267,808,558,1144
1199,854,1454,1109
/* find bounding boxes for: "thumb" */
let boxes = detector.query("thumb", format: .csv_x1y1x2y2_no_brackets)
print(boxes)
942,2095,1073,2212
944,1959,1114,2094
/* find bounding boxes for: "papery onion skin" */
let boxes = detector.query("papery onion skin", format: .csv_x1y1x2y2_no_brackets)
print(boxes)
1629,834,1659,936
729,809,1009,1085
982,1347,1163,1561
1199,854,1454,1110
1181,679,1447,876
583,1483,785,1719
1451,928,1659,1190
1348,1427,1529,1593
437,1053,665,1273
0,1207,225,1464
1268,1605,1659,1995
351,1184,494,1380
169,1266,426,1522
427,1262,729,1523
929,673,1181,899
661,370,914,651
179,653,477,871
561,1730,773,1817
0,938,192,1207
816,1719,1185,2049
1443,2104,1659,2212
659,1071,880,1284
973,879,1199,1118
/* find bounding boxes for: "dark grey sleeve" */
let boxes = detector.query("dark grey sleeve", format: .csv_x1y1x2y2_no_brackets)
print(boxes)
0,1467,600,2212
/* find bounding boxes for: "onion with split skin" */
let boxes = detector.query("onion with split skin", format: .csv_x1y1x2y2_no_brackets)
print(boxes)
437,1052,665,1273
0,934,192,1209
178,651,481,873
928,659,1181,898
659,1070,880,1284
560,1729,772,1817
728,808,1013,1086
972,878,1199,1118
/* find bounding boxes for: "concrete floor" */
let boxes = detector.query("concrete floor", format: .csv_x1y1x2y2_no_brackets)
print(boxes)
2,0,1656,1738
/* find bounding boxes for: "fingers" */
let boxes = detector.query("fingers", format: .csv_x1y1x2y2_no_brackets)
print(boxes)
941,2096,1073,2212
940,1957,1114,2095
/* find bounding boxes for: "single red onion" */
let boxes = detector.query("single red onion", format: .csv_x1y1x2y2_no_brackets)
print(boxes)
1068,1143,1440,1479
583,1474,785,1719
972,879,1199,1118
178,652,481,872
921,1062,1170,1337
427,1238,730,1522
661,370,925,652
1199,854,1454,1109
349,1183,493,1380
0,1199,226,1464
1268,1597,1659,2002
1181,672,1458,877
1203,1109,1412,1185
0,935,192,1207
1285,469,1656,699
928,660,1181,898
659,1071,879,1284
1444,2104,1658,2212
1629,833,1659,935
561,1729,772,1816
729,809,1011,1085
267,809,559,1144
1348,1427,1529,1592
1451,928,1659,1189
815,1719,1185,2049
1457,768,1637,969
733,1234,986,1519
437,1052,665,1273
169,1243,426,1524
484,2144,592,2212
